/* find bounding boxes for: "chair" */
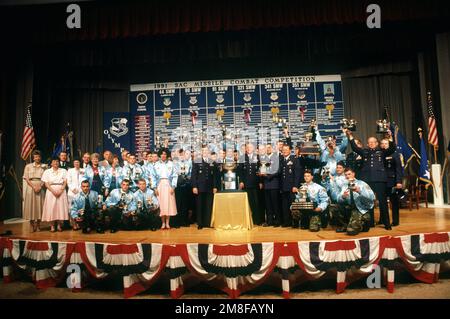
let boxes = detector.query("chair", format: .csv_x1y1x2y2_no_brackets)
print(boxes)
402,175,428,210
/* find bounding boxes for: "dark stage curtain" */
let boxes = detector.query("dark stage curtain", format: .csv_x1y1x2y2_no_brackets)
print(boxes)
32,85,129,160
1,0,449,44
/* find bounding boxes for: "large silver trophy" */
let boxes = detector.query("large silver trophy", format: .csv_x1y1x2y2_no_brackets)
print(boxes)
222,160,237,191
340,118,357,131
290,184,315,220
376,119,389,134
299,119,321,155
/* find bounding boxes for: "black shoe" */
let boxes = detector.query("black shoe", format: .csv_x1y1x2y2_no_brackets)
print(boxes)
82,228,89,234
336,227,347,233
300,225,309,230
347,230,359,236
262,223,269,227
197,225,203,230
110,228,117,233
273,223,280,227
376,220,383,225
96,228,105,234
385,225,392,231
292,224,299,229
392,223,399,227
151,227,157,231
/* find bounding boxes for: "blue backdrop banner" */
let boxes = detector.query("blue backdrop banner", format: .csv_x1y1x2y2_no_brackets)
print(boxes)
129,75,344,154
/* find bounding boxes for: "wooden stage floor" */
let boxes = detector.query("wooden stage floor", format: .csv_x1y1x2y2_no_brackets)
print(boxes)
1,207,450,244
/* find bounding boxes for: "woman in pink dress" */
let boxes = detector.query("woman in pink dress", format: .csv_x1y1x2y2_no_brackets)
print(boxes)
41,157,69,232
153,150,177,229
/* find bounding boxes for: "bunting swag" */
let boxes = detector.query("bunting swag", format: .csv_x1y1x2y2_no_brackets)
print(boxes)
0,234,449,298
185,243,279,298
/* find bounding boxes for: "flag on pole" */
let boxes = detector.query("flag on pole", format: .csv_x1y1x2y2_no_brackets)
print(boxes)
20,102,35,160
419,134,432,187
426,92,438,148
390,123,416,168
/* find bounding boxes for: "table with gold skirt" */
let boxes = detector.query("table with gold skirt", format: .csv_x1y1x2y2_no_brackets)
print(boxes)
210,191,254,230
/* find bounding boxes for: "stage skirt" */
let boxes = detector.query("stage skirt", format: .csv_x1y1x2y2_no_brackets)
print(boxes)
41,185,69,222
157,179,177,217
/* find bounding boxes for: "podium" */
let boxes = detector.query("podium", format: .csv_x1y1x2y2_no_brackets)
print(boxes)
210,191,254,230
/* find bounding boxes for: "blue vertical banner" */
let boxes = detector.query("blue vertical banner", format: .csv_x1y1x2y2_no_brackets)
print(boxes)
103,112,131,156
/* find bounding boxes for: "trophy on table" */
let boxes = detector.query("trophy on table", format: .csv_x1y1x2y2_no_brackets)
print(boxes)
222,160,237,191
340,118,357,131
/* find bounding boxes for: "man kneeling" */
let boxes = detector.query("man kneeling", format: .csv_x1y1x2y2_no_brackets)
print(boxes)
70,180,104,234
103,179,137,233
337,168,375,236
291,170,329,232
131,179,161,231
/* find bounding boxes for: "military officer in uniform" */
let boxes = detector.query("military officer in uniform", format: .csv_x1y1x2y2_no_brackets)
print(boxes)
58,151,70,169
291,170,329,231
174,149,192,227
191,146,220,229
238,143,264,225
346,139,364,178
259,144,280,226
279,144,303,227
346,128,396,230
381,138,404,226
337,167,376,236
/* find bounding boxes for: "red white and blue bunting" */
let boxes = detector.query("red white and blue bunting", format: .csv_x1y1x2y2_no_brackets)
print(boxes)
0,232,449,298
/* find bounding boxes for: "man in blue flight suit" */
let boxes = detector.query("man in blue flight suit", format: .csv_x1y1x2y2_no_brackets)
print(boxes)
70,180,103,234
103,179,137,233
346,128,396,230
380,138,404,226
259,144,281,227
191,146,220,229
238,143,264,225
279,144,303,227
337,167,376,236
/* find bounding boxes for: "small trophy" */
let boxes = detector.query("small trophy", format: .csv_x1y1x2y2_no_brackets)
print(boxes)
325,104,334,119
163,108,172,126
216,108,225,123
271,106,280,122
376,119,389,134
340,118,357,131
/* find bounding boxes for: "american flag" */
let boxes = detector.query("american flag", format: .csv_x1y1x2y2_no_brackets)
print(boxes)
20,103,35,160
427,92,438,148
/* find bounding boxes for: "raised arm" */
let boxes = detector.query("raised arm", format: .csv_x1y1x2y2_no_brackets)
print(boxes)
315,127,326,151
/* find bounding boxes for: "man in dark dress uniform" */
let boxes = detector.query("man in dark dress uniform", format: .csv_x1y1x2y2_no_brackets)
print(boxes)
58,151,70,169
346,129,396,230
279,144,303,227
238,143,264,225
259,144,281,227
346,138,364,178
381,138,404,226
191,147,220,229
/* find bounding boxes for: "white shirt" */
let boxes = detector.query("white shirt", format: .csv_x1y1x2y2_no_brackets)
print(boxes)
67,167,83,196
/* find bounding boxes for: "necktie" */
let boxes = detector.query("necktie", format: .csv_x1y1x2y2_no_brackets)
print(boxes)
84,194,91,211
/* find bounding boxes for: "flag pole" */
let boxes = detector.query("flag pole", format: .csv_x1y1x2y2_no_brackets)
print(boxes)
433,145,438,164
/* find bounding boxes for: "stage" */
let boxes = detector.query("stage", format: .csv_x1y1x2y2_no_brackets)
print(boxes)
1,207,450,298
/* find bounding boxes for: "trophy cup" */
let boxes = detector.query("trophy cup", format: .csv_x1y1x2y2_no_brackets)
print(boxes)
222,160,237,191
299,119,321,155
290,184,315,221
259,158,270,175
340,118,357,131
376,119,389,134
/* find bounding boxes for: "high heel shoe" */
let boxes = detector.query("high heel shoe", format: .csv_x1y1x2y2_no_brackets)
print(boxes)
57,224,63,232
50,225,56,232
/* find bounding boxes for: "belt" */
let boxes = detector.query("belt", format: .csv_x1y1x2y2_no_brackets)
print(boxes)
30,178,41,181
50,183,63,185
